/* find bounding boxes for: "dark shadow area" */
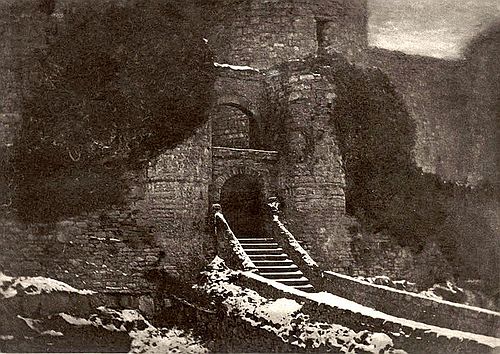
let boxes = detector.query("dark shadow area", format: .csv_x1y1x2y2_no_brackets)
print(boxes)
8,1,215,222
274,53,498,293
220,175,264,237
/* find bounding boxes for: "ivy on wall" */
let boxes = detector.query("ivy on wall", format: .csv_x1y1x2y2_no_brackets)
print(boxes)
275,54,498,290
320,54,497,289
11,1,215,222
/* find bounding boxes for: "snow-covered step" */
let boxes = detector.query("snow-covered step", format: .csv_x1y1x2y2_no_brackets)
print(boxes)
238,238,275,243
240,243,280,249
253,260,294,267
260,271,304,279
244,248,284,255
293,284,315,292
273,277,310,286
257,265,299,272
235,234,315,292
249,254,289,261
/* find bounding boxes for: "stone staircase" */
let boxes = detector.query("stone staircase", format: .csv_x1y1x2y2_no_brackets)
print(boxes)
238,236,315,292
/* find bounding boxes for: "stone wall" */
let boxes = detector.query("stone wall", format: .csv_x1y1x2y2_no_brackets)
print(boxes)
240,273,499,353
211,147,278,203
319,271,500,338
265,63,353,273
145,123,213,280
211,105,250,148
202,0,367,70
361,47,495,186
0,123,213,292
0,2,49,208
0,0,214,293
211,67,265,149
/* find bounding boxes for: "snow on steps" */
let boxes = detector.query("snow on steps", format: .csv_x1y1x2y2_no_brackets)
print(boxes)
238,237,315,292
240,270,500,353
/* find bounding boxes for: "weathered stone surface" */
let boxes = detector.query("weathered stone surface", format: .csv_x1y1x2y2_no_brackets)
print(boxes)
0,0,497,298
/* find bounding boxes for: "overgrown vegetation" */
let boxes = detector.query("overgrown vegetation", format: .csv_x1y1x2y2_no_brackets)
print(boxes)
290,54,498,290
11,1,215,222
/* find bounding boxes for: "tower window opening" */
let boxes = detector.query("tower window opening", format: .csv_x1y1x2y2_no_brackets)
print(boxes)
316,18,331,52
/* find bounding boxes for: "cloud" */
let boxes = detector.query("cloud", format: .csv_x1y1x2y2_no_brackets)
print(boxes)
368,0,500,58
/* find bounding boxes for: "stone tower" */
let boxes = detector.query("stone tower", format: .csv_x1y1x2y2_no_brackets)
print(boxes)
200,0,368,69
204,0,368,271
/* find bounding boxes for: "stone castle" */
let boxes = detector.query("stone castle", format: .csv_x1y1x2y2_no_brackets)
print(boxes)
0,0,498,300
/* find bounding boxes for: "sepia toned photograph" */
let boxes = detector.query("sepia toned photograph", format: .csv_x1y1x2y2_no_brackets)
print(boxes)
0,0,498,352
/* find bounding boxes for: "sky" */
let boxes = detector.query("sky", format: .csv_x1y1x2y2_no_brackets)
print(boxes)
368,0,500,59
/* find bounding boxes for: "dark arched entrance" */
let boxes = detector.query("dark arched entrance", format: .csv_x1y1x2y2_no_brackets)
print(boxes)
220,174,264,237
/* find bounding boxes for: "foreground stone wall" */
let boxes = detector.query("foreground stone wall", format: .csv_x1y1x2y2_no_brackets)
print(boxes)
319,271,500,338
240,273,499,354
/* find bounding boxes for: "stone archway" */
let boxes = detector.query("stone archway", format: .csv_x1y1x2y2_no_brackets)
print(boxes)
212,165,270,203
220,174,265,237
212,95,263,149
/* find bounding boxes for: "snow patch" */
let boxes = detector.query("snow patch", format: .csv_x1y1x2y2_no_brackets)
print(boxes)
206,256,228,271
0,272,95,299
59,313,92,326
214,62,260,72
130,326,207,354
41,330,64,337
59,308,207,353
256,298,302,325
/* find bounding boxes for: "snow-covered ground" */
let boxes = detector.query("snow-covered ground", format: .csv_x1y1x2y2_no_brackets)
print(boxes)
2,264,498,353
0,272,208,353
0,272,95,299
59,307,208,354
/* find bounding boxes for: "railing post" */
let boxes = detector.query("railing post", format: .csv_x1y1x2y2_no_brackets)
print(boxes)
212,203,222,234
267,196,280,221
211,202,257,271
212,203,224,256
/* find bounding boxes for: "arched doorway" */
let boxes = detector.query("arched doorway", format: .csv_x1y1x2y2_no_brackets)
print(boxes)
211,99,263,149
220,174,264,237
